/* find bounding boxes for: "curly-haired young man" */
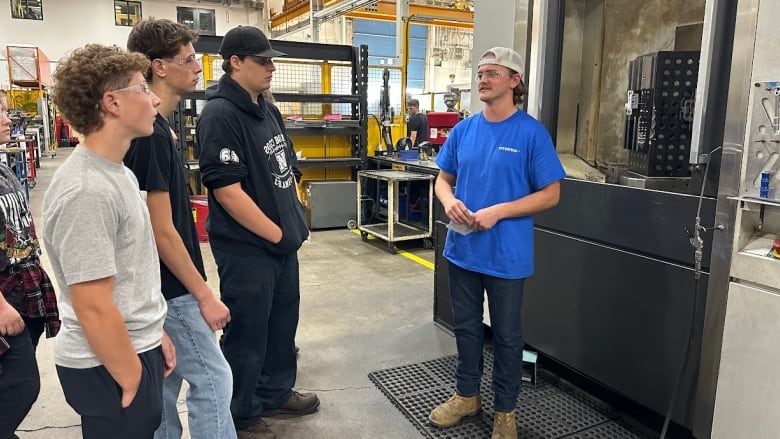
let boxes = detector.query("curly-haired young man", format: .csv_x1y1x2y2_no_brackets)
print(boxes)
125,18,236,439
43,44,175,439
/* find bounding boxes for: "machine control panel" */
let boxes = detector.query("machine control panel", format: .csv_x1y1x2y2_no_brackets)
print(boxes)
743,81,780,201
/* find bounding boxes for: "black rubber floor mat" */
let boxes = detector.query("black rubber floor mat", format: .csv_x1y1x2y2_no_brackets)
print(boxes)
369,350,658,439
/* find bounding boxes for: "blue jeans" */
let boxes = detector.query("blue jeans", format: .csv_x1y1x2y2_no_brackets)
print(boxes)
154,294,236,439
212,247,299,430
448,262,525,412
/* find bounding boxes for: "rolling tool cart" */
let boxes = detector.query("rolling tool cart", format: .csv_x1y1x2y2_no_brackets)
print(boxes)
357,169,433,254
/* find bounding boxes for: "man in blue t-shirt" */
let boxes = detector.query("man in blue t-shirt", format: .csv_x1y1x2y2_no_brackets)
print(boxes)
429,47,565,439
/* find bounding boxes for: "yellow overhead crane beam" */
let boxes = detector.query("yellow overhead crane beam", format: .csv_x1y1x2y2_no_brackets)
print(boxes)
271,0,473,30
347,1,472,28
271,0,310,28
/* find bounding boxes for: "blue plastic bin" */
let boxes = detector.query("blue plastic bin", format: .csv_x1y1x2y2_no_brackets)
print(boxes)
399,150,418,161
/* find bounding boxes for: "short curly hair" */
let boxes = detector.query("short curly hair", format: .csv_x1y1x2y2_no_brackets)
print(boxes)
52,44,150,136
127,18,198,81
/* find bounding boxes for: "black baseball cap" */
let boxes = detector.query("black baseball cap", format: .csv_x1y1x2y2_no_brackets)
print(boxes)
219,25,287,58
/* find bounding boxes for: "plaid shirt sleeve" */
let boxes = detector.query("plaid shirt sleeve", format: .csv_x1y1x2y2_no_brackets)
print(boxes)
0,258,60,339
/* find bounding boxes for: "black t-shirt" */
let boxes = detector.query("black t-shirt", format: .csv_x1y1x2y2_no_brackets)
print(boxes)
407,112,428,146
125,114,206,301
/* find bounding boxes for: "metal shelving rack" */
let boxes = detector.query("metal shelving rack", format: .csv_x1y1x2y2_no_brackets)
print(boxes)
273,42,368,174
172,90,205,195
182,37,369,179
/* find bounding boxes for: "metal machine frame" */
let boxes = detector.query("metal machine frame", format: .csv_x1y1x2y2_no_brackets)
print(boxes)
524,2,726,433
524,1,780,437
451,1,754,437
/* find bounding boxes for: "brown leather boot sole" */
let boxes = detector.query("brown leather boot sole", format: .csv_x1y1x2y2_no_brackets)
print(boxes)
429,409,482,428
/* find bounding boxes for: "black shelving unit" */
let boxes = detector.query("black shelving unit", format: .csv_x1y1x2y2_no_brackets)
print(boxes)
172,90,205,194
269,42,368,175
173,37,369,183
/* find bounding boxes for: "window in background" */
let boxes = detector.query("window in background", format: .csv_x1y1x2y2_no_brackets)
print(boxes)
177,7,216,36
10,0,43,20
114,1,142,27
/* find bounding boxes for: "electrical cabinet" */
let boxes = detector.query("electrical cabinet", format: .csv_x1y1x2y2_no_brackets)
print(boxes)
302,180,357,229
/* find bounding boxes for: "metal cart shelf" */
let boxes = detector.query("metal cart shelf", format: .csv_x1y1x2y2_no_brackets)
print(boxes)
0,146,31,200
357,169,434,254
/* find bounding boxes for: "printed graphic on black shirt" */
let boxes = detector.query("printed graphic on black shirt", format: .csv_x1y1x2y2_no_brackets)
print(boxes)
0,167,38,268
264,133,295,189
219,148,240,164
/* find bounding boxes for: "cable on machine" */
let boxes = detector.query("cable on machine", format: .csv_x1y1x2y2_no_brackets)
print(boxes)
660,146,724,439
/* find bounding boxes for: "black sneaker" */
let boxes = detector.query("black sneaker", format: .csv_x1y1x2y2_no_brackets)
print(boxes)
264,390,320,417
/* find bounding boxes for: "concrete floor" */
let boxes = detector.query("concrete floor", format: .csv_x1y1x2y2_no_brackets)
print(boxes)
17,147,455,438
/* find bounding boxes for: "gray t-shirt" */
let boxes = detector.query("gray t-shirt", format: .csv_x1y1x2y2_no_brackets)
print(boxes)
43,146,167,368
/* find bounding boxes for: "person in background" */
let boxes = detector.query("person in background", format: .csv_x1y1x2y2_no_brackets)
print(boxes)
125,18,235,439
197,25,318,439
43,44,174,439
406,98,428,147
428,47,565,439
0,110,60,439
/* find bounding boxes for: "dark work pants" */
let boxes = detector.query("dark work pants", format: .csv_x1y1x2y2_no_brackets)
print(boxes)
56,347,164,439
0,318,44,439
448,263,526,412
212,247,300,430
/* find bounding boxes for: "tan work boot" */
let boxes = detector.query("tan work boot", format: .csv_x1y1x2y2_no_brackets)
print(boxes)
491,411,517,439
428,394,481,427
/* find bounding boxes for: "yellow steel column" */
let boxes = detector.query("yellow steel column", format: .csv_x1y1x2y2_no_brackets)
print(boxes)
322,60,332,115
401,16,410,138
201,53,214,83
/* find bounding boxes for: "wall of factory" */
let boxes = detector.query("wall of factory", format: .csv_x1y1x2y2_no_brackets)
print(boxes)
0,0,262,88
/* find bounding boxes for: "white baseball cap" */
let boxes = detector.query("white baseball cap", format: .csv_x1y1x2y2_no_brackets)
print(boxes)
478,47,524,80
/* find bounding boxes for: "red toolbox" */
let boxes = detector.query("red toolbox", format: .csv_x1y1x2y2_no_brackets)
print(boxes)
190,195,209,243
426,112,460,146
